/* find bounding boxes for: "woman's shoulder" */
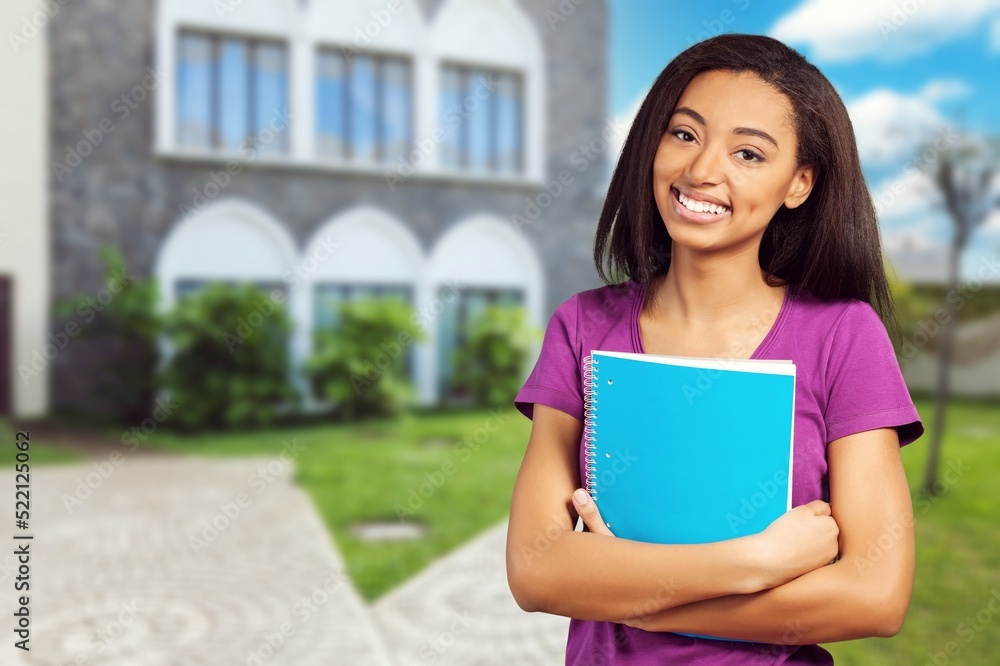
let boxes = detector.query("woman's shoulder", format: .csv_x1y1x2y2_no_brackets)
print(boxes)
790,283,878,329
559,280,642,316
544,280,642,344
794,284,874,319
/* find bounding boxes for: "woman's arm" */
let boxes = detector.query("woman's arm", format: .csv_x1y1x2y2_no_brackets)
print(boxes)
505,404,839,622
620,427,915,642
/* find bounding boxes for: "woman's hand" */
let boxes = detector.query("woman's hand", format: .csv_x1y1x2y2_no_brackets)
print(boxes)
752,499,840,589
571,488,616,536
573,489,839,591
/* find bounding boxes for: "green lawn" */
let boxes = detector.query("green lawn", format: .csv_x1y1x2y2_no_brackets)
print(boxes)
1,421,84,466
30,394,998,664
825,394,1000,665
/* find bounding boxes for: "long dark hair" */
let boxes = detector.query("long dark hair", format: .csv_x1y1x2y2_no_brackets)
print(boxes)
594,34,898,335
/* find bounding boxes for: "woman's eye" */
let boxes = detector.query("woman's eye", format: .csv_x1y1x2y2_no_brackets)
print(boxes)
671,129,695,142
737,149,764,163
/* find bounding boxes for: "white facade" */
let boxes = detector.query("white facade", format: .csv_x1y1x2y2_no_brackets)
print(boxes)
901,313,1000,397
152,0,549,405
155,199,545,405
155,0,546,186
155,199,300,312
0,0,49,417
903,352,1000,397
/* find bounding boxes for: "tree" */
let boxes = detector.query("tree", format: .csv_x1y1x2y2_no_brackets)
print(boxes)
922,136,1000,495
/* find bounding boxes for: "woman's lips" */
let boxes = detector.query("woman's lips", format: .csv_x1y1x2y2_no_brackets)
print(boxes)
670,187,732,223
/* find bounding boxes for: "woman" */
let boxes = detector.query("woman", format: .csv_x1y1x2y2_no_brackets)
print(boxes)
506,34,924,665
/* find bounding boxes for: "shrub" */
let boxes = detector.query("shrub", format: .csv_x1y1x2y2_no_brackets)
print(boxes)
162,283,297,429
55,246,161,424
306,297,424,420
451,305,539,407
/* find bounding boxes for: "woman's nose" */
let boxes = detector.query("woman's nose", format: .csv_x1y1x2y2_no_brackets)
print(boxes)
686,144,725,185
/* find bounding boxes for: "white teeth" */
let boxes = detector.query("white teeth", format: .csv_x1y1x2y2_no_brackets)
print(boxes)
677,191,728,215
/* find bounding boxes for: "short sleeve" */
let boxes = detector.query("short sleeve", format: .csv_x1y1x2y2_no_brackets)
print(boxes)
824,301,925,448
514,295,584,421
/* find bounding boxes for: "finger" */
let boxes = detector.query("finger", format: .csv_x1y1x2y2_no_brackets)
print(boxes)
572,488,615,536
810,499,831,515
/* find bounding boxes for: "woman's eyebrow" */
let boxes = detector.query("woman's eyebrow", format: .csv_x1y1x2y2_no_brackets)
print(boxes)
734,127,779,149
672,106,780,149
672,106,706,125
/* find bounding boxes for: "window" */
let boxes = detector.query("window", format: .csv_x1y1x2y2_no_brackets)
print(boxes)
440,65,522,174
437,286,524,399
316,50,412,163
177,32,289,154
313,282,413,330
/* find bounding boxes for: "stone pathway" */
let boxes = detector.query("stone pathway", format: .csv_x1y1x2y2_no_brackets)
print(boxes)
372,521,569,665
0,457,393,665
0,454,568,664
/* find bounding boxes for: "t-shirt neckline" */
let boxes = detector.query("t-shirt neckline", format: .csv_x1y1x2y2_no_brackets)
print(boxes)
630,280,795,360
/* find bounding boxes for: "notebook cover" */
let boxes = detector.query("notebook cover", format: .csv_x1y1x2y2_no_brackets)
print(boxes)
584,350,796,643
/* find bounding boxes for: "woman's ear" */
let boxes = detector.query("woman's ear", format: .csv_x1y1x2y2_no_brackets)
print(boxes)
784,165,816,210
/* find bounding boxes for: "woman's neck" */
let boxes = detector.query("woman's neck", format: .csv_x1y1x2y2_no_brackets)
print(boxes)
646,246,785,329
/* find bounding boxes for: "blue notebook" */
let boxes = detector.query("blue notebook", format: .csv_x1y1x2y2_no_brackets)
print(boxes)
583,350,796,642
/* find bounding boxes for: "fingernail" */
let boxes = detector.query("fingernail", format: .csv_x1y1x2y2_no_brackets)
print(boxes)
573,489,589,505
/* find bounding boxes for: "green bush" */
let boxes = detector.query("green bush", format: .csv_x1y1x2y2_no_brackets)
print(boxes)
55,246,161,424
451,305,539,407
162,283,297,429
306,297,424,420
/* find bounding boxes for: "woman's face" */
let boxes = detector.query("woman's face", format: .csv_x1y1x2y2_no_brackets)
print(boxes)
652,69,815,253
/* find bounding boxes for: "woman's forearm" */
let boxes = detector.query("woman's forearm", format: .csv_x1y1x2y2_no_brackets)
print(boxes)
624,555,907,643
507,527,772,622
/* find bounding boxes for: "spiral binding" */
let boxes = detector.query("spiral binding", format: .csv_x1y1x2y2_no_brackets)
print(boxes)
582,354,599,501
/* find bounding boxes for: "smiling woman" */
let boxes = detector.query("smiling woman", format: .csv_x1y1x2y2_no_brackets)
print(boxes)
506,34,925,666
655,70,814,242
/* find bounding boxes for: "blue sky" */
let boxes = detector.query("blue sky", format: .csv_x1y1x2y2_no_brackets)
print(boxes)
609,0,1000,283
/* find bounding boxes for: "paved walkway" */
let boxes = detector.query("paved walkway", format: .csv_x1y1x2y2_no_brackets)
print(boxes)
372,521,568,665
0,453,568,664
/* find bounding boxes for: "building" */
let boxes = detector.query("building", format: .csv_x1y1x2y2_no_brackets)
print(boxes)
41,0,609,415
0,0,50,418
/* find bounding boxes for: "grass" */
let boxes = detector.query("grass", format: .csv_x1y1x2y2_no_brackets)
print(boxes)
1,420,85,466
824,394,1000,665
147,406,530,601
22,394,999,664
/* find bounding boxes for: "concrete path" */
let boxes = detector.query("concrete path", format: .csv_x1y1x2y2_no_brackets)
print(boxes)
372,521,569,665
0,454,568,664
0,456,393,665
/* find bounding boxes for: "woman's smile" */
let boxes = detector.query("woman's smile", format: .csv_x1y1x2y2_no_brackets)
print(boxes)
670,186,732,223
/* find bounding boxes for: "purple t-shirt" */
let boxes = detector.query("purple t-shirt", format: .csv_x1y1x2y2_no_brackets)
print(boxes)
514,279,924,666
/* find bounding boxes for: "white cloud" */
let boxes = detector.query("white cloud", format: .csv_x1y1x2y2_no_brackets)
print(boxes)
771,0,1000,62
847,80,967,166
872,170,942,220
607,91,645,168
919,79,972,102
880,168,1000,283
982,208,1000,233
